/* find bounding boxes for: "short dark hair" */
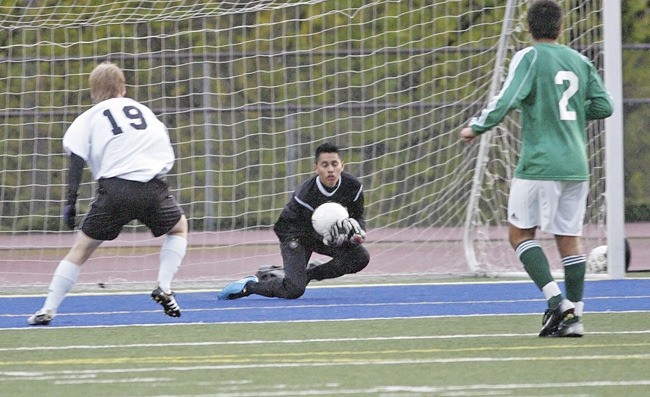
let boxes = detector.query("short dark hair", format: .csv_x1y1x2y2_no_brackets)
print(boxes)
527,0,563,41
315,142,339,163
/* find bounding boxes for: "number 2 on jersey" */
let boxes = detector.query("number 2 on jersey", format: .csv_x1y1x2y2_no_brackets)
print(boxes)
103,106,148,135
555,71,578,121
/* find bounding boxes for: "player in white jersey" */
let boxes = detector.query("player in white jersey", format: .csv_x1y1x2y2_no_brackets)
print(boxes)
28,62,188,325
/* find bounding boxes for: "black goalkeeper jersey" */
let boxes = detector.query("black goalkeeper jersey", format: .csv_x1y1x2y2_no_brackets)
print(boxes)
274,172,365,243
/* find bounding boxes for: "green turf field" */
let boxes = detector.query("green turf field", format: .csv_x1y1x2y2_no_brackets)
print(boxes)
2,313,649,396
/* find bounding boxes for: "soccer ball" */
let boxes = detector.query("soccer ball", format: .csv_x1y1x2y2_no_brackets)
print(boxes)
311,202,349,236
586,245,608,274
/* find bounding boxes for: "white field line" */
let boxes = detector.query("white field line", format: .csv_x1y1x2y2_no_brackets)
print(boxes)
1,330,650,352
3,372,650,396
2,311,650,332
4,295,650,318
1,281,539,298
5,277,649,298
2,354,650,375
2,348,650,394
12,378,650,397
43,380,650,396
3,310,650,331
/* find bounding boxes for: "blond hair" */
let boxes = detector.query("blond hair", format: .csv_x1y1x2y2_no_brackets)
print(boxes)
89,62,126,103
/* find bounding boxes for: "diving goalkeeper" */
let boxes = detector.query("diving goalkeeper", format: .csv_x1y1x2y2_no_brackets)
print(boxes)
217,142,369,300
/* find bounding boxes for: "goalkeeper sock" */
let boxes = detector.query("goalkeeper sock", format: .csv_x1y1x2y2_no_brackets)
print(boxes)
157,235,187,294
563,255,586,302
43,260,81,313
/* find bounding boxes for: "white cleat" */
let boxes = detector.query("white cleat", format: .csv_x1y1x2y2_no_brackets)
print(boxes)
27,309,54,326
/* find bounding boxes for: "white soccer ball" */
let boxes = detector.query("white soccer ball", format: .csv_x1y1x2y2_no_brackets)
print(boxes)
587,245,608,274
311,202,349,237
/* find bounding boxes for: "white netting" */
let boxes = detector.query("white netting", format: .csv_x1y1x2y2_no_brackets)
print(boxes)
0,0,607,291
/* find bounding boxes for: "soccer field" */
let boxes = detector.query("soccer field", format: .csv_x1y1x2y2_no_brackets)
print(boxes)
2,279,649,396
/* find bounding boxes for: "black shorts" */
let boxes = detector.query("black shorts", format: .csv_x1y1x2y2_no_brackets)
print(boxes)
80,177,184,241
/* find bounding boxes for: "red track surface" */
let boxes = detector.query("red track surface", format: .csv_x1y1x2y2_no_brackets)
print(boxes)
1,223,648,289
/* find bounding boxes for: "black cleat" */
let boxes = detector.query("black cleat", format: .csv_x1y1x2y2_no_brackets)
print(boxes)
151,287,181,317
539,305,574,337
554,316,584,337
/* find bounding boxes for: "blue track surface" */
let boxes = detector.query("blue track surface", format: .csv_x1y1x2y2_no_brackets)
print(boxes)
1,279,649,329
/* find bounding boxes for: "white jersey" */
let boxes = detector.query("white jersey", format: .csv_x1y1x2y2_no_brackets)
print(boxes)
63,97,174,182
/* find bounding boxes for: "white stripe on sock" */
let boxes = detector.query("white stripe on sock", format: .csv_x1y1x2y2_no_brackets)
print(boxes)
562,255,586,266
515,240,541,258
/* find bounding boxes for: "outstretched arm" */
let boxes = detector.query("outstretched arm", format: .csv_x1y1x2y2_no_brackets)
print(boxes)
460,48,535,143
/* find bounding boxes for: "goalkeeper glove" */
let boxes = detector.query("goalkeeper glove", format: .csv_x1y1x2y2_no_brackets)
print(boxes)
63,204,76,230
323,218,365,246
323,221,347,247
340,218,365,245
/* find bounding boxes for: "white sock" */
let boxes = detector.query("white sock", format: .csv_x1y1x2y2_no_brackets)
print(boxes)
157,235,187,294
573,301,584,317
559,298,575,313
541,282,562,301
42,260,81,314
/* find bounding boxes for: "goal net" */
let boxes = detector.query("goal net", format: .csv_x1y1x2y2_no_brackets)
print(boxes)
0,0,608,291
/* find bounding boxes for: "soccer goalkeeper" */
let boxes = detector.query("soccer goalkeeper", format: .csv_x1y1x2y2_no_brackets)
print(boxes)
28,62,188,325
459,0,613,337
217,142,369,300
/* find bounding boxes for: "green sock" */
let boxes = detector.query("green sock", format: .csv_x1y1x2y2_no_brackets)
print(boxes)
517,241,554,291
563,255,586,302
548,294,563,310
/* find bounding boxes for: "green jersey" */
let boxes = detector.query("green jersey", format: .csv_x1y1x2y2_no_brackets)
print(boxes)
469,43,613,181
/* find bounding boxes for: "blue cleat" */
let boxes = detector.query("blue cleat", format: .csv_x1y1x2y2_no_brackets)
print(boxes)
217,275,258,300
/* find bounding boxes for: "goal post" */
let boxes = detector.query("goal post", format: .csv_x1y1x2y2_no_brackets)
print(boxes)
602,0,626,280
0,0,617,291
463,0,518,275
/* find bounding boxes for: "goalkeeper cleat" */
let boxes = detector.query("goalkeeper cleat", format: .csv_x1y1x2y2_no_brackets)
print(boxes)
539,300,575,337
554,316,584,337
217,276,258,300
255,265,285,282
151,287,181,317
27,309,54,326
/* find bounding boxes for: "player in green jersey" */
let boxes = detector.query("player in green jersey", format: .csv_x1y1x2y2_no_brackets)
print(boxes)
460,0,613,337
